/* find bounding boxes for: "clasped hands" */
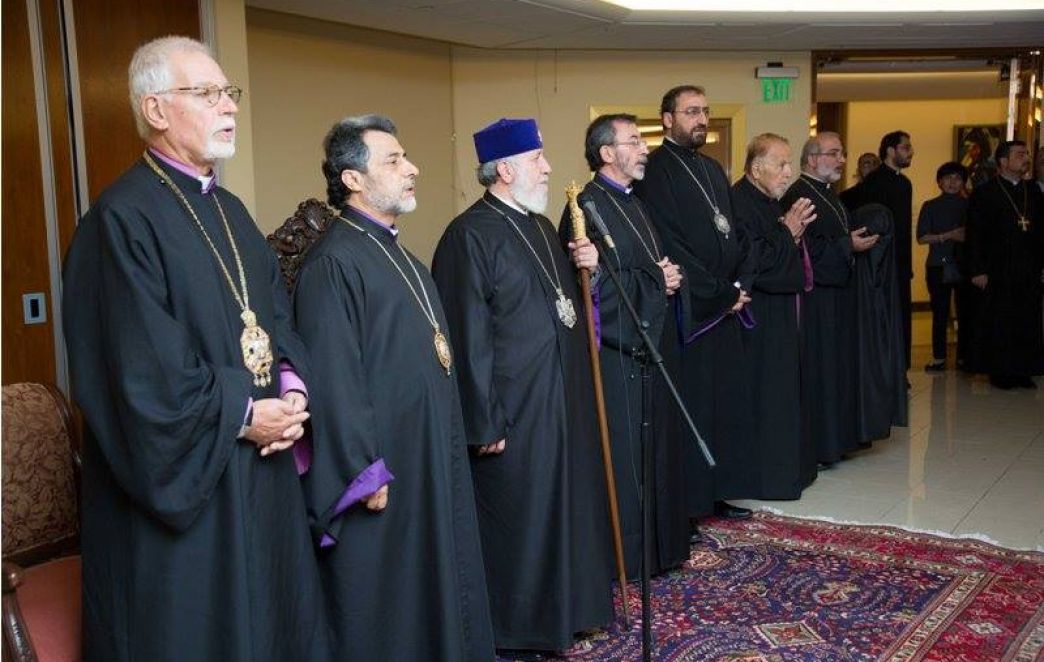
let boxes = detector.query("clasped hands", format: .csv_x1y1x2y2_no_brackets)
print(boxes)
244,391,309,457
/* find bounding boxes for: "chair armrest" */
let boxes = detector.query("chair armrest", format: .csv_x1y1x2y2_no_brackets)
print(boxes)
2,562,37,661
2,563,24,594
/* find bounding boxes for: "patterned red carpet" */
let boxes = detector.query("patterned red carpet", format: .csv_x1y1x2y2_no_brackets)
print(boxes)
499,512,1044,661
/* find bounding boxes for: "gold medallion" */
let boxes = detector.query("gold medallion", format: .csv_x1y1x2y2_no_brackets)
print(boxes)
240,309,274,387
434,329,453,374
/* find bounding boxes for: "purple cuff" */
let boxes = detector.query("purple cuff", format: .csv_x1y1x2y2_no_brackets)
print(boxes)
800,240,814,293
293,434,313,475
279,360,307,398
318,458,395,548
683,304,756,345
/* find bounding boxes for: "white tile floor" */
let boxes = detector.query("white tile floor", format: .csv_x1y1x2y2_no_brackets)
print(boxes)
734,340,1044,552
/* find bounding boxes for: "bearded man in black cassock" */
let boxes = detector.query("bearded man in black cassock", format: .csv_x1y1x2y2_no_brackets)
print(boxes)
856,130,915,370
731,133,818,498
62,37,328,661
781,132,879,465
558,114,689,579
966,140,1044,389
634,85,755,526
432,118,613,655
292,115,494,660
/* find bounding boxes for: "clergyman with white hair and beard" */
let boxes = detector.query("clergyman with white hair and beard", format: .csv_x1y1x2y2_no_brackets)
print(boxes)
557,113,689,579
431,118,614,655
62,36,329,661
781,131,878,467
292,114,495,660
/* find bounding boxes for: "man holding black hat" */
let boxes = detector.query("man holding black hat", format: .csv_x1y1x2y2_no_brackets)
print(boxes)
432,118,614,654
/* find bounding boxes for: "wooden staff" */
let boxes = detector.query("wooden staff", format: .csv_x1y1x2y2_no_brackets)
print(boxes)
565,182,631,628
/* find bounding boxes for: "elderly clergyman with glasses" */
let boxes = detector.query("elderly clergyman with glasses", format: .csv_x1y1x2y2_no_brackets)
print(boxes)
781,132,878,468
62,36,330,661
635,85,757,540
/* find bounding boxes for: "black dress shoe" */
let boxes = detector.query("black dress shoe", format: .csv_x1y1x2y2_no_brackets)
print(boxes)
689,519,702,544
713,501,753,519
990,375,1016,390
924,359,945,372
1016,376,1038,389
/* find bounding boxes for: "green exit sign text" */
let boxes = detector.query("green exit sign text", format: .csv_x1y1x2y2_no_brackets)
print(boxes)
762,78,791,104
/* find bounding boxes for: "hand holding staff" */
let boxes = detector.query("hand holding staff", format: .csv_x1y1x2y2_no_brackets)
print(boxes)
565,182,631,628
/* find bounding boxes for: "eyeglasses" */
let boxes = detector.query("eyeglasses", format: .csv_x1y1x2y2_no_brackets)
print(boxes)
674,106,711,118
812,149,846,159
612,138,648,148
157,85,242,106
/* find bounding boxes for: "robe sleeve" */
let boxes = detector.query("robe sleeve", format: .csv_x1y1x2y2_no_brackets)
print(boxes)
293,254,392,546
965,188,991,278
74,205,255,533
637,162,740,323
431,225,507,446
558,206,667,351
732,190,803,295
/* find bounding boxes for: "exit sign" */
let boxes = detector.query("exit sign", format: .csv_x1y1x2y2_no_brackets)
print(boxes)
762,78,791,103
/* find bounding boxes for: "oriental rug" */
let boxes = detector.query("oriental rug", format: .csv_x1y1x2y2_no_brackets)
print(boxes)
499,512,1044,661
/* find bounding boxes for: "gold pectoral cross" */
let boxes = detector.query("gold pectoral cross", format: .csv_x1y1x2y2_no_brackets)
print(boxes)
1017,216,1030,232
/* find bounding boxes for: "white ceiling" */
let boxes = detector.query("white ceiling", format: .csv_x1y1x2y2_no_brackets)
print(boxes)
245,0,1044,51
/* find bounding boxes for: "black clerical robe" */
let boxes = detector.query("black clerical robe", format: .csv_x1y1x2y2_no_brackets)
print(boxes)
558,177,689,579
857,165,914,368
850,204,909,442
62,158,328,662
731,177,816,499
432,193,613,651
635,140,755,516
781,175,859,464
965,176,1044,378
292,209,495,661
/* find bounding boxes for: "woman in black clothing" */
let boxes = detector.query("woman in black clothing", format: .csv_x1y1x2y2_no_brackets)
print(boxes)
916,162,968,370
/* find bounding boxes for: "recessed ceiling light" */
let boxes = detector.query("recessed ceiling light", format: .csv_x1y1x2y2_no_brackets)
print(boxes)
601,0,1042,10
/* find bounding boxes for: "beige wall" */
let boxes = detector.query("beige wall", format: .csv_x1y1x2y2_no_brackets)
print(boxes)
244,9,813,263
450,48,812,219
844,98,1008,302
245,9,454,263
212,0,256,215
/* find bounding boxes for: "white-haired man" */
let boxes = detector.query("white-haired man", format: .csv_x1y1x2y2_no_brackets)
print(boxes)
62,36,328,661
432,118,613,655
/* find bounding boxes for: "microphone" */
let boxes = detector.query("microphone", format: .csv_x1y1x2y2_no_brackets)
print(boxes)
580,199,617,251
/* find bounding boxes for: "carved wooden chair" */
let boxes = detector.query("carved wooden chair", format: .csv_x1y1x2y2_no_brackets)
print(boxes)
2,383,82,662
267,198,337,292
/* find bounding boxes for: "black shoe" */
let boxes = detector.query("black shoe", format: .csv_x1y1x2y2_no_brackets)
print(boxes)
990,375,1017,390
817,460,835,470
689,519,702,544
1016,376,1038,389
924,359,945,372
713,501,753,519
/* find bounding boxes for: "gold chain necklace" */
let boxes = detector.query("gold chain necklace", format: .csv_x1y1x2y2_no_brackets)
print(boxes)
996,177,1032,232
481,198,577,328
340,215,452,375
143,152,272,386
591,181,661,262
800,174,849,233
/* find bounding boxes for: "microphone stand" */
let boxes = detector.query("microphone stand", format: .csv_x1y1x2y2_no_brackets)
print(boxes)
592,233,716,662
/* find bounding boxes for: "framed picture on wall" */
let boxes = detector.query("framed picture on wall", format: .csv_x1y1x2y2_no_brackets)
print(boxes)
954,124,1004,189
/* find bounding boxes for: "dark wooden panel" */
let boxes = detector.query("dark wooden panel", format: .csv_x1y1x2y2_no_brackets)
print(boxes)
2,0,59,385
40,0,77,258
71,0,199,202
